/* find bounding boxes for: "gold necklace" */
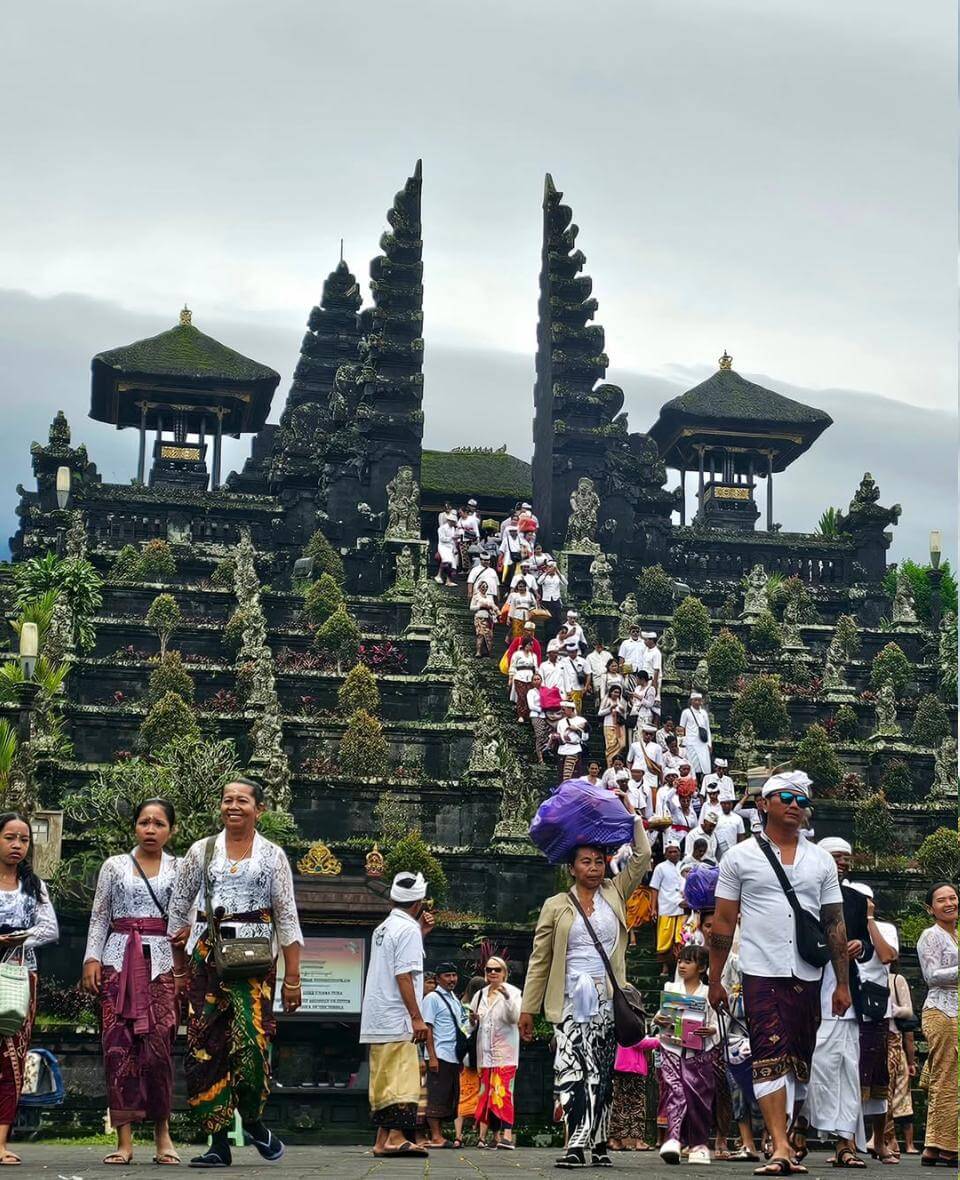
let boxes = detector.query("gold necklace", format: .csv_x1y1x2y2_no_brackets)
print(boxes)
225,838,253,874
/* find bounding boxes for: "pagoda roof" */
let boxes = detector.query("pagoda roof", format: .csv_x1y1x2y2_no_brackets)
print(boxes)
421,448,532,501
90,311,280,433
648,355,832,472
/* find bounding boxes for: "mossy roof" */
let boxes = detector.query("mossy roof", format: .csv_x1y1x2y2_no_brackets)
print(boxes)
93,322,279,384
421,449,532,500
660,367,831,428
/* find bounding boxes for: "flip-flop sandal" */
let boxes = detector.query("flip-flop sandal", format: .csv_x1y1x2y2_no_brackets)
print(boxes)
0,1156,21,1168
832,1150,867,1169
103,1155,132,1167
731,1149,763,1162
754,1159,797,1176
373,1142,428,1158
153,1153,181,1166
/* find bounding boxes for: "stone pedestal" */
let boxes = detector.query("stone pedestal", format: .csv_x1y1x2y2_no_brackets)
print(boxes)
559,550,594,604
384,537,428,594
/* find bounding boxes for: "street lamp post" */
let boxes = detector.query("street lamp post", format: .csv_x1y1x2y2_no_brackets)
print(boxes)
929,530,944,632
55,466,71,557
16,624,39,743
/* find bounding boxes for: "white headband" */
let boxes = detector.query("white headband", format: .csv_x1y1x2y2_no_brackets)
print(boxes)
761,770,813,799
390,872,427,903
819,837,852,855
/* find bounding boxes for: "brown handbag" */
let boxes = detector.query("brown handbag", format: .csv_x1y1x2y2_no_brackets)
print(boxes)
568,890,648,1047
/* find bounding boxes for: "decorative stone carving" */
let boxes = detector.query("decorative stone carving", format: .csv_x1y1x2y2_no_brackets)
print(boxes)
660,626,678,686
564,477,601,553
692,658,710,695
447,658,479,718
365,843,386,878
468,731,502,774
872,682,901,739
939,611,958,691
618,592,641,639
424,607,456,671
823,632,855,702
741,564,768,622
393,545,416,592
407,569,438,631
891,569,919,626
782,597,805,650
385,466,421,540
297,841,342,876
932,737,957,799
735,720,758,772
589,552,615,605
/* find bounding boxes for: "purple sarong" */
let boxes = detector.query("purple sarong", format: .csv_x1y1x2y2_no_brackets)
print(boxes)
741,974,820,1088
858,1020,889,1101
659,1046,718,1148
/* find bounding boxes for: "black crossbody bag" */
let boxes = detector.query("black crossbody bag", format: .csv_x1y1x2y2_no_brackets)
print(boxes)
756,838,831,969
436,990,472,1063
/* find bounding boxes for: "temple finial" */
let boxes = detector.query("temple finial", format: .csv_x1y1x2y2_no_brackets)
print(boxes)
180,305,192,327
339,238,344,264
719,350,733,370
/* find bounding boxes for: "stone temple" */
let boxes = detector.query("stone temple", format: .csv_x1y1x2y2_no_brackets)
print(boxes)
5,162,955,1137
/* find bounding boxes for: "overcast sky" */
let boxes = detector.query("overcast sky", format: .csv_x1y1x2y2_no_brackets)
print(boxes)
0,0,955,557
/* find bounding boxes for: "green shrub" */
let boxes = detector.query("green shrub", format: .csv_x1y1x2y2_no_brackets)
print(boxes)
109,545,141,583
257,809,299,848
671,596,712,651
897,910,930,947
338,664,380,717
879,758,914,804
855,791,897,859
870,642,911,696
917,826,960,883
315,604,361,673
910,693,950,748
794,724,843,791
338,709,389,777
146,594,181,659
837,772,869,801
706,628,747,690
730,674,790,739
223,607,251,657
749,611,783,656
304,530,344,586
833,705,859,740
882,559,958,626
634,564,675,615
770,576,817,623
139,691,199,751
210,559,235,590
385,830,447,903
147,651,195,707
720,594,738,620
834,614,861,661
137,540,176,582
13,551,103,654
374,791,416,843
303,573,344,628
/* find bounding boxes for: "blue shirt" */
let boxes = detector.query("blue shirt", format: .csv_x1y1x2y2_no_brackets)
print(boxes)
421,987,467,1064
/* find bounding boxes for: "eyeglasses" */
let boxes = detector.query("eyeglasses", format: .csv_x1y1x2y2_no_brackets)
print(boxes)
484,967,503,974
774,791,810,808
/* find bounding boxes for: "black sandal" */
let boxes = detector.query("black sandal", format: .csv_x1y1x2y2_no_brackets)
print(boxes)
832,1148,867,1169
556,1147,589,1169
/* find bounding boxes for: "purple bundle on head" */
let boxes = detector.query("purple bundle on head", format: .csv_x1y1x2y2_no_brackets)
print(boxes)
528,778,635,865
683,863,719,913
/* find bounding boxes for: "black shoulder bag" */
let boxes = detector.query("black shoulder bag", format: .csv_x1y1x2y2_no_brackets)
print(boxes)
756,838,831,969
436,990,472,1063
568,890,647,1047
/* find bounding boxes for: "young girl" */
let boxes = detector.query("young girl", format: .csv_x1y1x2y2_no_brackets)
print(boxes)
656,944,718,1166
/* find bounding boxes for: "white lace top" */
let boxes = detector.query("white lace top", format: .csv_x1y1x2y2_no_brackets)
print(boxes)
916,924,958,1018
167,831,303,956
0,881,58,971
83,851,178,981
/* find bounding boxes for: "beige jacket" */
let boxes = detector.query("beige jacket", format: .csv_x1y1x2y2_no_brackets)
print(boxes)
521,819,652,1024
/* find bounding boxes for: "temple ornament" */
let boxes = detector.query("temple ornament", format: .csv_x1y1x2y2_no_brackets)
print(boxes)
297,841,343,876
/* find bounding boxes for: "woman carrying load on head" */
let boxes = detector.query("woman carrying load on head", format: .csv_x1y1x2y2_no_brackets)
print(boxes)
168,777,303,1169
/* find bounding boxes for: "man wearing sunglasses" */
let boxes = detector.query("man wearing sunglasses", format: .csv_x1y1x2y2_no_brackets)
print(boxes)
708,771,850,1177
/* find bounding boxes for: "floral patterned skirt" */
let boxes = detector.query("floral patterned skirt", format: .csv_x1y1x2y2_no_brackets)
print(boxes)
475,1065,517,1129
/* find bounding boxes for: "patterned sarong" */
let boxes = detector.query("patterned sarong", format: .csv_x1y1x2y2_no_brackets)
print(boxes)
555,998,616,1150
0,973,36,1125
742,974,819,1090
921,1008,957,1153
368,1041,421,1131
475,1065,517,1130
859,1019,890,1101
101,966,177,1124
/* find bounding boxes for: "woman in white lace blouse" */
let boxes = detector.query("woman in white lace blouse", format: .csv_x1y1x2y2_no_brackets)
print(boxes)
82,798,181,1166
0,813,58,1167
916,881,958,1167
168,777,303,1168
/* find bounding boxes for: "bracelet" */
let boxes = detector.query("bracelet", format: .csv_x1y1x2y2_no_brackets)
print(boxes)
282,979,302,989
173,970,188,979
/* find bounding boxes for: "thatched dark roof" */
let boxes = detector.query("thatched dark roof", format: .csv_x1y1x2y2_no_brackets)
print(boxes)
421,448,532,501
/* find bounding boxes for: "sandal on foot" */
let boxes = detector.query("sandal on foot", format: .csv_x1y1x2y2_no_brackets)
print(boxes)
373,1142,428,1158
247,1130,284,1163
730,1149,762,1162
496,1141,516,1150
556,1147,589,1168
755,1160,799,1176
188,1149,231,1169
832,1149,867,1169
103,1154,132,1167
153,1153,181,1166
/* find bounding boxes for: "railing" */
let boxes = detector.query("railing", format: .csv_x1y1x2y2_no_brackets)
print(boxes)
664,529,855,585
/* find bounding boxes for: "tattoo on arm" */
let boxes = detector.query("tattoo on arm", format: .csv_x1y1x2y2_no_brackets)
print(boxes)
710,932,734,951
821,902,849,986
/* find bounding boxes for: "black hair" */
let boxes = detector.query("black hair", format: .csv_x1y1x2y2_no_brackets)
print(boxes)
637,670,650,681
926,881,958,906
134,797,176,826
678,943,709,979
567,843,606,866
0,814,41,902
222,776,265,804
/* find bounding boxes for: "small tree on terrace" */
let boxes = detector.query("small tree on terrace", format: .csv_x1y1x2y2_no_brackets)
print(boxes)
146,594,182,659
338,664,380,717
671,597,712,652
794,724,843,792
730,674,790,739
855,791,897,863
705,628,747,690
870,642,911,697
314,604,361,673
304,574,344,628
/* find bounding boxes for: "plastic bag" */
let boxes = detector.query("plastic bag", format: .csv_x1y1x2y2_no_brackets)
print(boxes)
529,778,636,865
682,864,719,914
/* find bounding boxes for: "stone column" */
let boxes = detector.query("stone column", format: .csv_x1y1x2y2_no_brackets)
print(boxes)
696,446,705,520
212,410,223,490
766,452,774,530
679,465,686,525
136,402,147,484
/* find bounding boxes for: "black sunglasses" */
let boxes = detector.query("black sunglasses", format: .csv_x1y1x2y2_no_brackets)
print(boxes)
485,967,503,973
774,790,810,808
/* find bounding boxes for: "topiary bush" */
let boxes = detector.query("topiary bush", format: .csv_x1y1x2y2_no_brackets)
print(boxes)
879,758,915,804
223,607,251,658
909,693,950,748
109,544,141,583
147,651,195,707
837,772,869,801
137,540,176,582
748,611,783,656
794,724,843,791
706,628,747,690
916,826,960,884
834,614,861,661
338,709,389,777
303,573,344,628
338,664,380,717
870,642,911,696
634,564,675,615
671,596,712,651
385,830,447,903
210,559,235,590
315,604,361,673
146,594,182,659
833,705,859,740
139,691,199,751
855,791,897,861
304,530,344,586
730,674,790,739
770,576,817,623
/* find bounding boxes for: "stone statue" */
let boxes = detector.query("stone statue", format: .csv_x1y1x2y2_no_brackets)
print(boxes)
468,730,502,774
393,545,416,592
782,596,805,650
692,658,710,695
933,736,957,798
741,564,768,622
407,569,438,630
891,569,919,626
735,720,758,773
564,477,601,553
425,607,456,671
385,466,420,540
873,682,901,738
619,592,641,639
823,632,851,698
660,626,678,685
939,612,958,691
589,552,615,605
448,658,479,718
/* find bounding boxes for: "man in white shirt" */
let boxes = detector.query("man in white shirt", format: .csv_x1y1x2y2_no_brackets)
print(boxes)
709,771,850,1171
650,839,685,975
360,872,435,1157
711,757,735,798
626,721,662,793
639,631,663,696
585,638,612,708
711,784,745,859
683,812,719,861
618,626,645,672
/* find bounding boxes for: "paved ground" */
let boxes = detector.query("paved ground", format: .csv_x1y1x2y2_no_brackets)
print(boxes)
7,1144,933,1180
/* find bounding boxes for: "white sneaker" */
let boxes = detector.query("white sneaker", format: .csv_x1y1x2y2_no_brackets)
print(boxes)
660,1139,681,1165
688,1146,712,1165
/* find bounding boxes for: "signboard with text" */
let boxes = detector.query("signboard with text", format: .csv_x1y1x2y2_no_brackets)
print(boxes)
274,937,364,1017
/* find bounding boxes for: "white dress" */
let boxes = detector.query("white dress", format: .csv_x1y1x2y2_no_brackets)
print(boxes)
84,850,178,980
679,706,712,776
0,881,58,971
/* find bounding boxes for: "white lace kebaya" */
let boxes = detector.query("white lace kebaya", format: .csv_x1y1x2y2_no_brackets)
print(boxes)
167,831,303,956
83,850,178,981
0,880,58,970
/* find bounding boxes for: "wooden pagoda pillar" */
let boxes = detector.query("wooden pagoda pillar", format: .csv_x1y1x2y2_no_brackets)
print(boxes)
766,451,774,530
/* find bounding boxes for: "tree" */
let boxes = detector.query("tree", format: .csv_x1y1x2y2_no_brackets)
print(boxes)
109,545,141,583
917,826,960,883
816,507,841,538
139,691,199,751
13,552,103,654
671,597,712,652
794,724,844,792
210,559,235,590
909,693,950,748
223,607,251,658
385,830,447,903
748,611,783,657
705,628,747,690
634,565,675,615
882,559,958,625
879,758,914,804
834,614,861,661
136,540,177,582
833,705,859,740
303,574,344,628
374,791,416,842
147,651,195,707
730,674,790,739
314,605,361,673
338,709,389,778
338,664,380,717
870,642,911,696
146,594,182,659
304,530,344,586
855,792,897,861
